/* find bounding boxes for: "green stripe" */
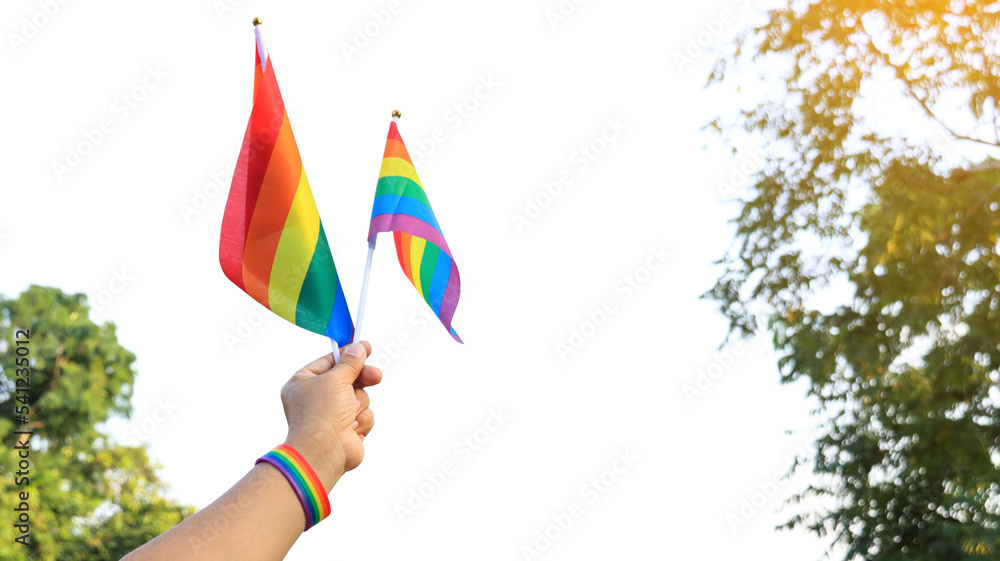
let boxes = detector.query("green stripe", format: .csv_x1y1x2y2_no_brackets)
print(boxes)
419,242,439,305
294,223,338,334
375,175,431,209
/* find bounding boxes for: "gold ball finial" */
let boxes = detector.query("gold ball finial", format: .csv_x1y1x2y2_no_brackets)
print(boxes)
392,110,402,119
252,17,263,26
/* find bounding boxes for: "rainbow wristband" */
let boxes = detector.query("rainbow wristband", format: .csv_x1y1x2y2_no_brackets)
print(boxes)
256,444,331,531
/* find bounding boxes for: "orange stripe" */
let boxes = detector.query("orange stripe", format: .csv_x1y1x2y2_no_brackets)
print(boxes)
400,232,413,281
383,139,412,164
253,58,262,102
242,114,303,307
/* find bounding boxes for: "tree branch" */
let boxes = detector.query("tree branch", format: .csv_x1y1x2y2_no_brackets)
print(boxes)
862,32,1000,149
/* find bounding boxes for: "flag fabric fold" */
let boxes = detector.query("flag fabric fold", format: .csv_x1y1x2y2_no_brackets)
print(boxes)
368,121,463,343
220,43,354,346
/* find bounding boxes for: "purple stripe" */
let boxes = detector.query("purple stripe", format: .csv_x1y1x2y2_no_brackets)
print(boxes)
256,455,315,529
438,261,461,340
369,214,452,257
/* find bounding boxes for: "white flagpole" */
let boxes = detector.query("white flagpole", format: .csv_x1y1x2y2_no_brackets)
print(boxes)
254,17,341,363
253,18,268,69
352,237,378,344
329,338,341,362
351,110,401,344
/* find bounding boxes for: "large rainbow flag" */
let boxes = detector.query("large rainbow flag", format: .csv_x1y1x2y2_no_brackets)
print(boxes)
368,119,462,343
219,34,354,346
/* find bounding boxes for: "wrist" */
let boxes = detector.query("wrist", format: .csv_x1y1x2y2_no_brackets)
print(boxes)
283,433,345,492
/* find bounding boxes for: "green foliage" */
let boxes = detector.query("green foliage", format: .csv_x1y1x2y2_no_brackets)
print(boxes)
0,286,192,560
708,1,1000,559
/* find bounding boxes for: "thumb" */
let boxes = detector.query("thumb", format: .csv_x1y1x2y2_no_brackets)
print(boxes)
328,341,370,385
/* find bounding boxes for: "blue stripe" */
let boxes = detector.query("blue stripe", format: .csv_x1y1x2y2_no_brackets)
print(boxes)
371,195,442,235
428,250,451,318
324,279,354,347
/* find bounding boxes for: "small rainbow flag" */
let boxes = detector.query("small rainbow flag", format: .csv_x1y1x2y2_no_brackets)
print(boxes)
368,118,462,343
219,35,354,346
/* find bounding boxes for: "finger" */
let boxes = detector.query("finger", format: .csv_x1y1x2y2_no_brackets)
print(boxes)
340,341,372,360
297,353,338,376
354,408,374,436
354,388,370,411
297,342,372,376
353,364,383,389
325,341,370,385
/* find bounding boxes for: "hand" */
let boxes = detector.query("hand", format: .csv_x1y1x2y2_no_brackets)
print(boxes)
279,341,382,491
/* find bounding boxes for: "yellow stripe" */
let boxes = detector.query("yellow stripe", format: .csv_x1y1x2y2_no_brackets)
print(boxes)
268,168,321,322
409,236,426,295
379,157,423,188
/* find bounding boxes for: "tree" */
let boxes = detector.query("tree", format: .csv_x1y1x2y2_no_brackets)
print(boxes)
0,285,192,560
707,1,1000,558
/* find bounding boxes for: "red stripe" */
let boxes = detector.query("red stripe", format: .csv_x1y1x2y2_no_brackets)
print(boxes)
245,61,286,242
387,121,403,143
220,122,253,290
393,231,407,272
219,53,286,292
253,47,263,102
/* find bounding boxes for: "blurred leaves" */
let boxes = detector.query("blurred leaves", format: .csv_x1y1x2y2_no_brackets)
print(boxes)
707,0,1000,558
0,286,192,560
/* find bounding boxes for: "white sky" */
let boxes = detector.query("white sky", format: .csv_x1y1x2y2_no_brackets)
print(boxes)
3,0,847,558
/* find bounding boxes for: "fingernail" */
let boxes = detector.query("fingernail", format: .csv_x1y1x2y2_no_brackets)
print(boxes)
356,399,362,410
352,420,360,429
346,342,366,358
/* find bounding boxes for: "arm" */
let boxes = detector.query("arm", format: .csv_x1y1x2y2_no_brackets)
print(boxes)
123,341,382,561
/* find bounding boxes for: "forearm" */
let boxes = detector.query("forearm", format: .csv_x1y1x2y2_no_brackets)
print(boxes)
123,344,376,561
123,453,340,561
